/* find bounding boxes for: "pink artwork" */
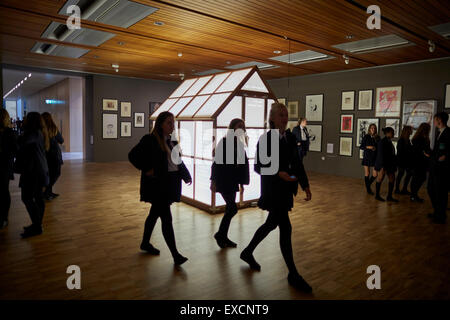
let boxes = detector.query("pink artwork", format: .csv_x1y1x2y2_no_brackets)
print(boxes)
375,86,402,117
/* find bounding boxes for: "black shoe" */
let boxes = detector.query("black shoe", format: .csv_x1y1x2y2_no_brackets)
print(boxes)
288,273,312,293
174,254,188,265
240,249,261,271
399,189,411,195
366,189,374,195
51,193,59,198
140,242,160,255
224,238,237,248
386,196,399,203
375,195,385,202
214,232,227,249
410,196,424,203
21,225,42,238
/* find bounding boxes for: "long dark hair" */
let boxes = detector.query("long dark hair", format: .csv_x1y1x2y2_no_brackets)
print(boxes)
0,108,11,132
151,111,174,153
399,125,412,141
412,123,431,144
42,112,58,138
23,112,50,151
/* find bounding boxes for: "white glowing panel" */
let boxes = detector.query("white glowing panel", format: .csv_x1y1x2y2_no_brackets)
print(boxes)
266,99,275,126
178,95,209,117
216,68,252,93
246,129,266,158
169,97,193,116
170,78,197,98
150,98,178,119
179,121,195,156
181,156,194,198
194,92,231,117
194,158,212,205
195,121,213,159
199,72,231,94
183,76,213,96
215,193,226,207
245,97,265,128
241,72,269,93
217,96,242,127
243,159,260,201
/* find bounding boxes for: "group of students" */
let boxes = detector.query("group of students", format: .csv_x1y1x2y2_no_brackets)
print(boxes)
0,109,64,236
359,112,449,224
129,103,313,293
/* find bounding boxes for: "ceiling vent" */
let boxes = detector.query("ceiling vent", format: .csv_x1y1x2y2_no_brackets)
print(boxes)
332,34,413,53
225,61,280,70
429,22,450,39
31,41,90,58
269,50,334,64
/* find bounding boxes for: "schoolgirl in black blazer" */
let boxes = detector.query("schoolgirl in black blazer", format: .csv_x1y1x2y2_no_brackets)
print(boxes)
240,102,312,293
359,123,379,194
210,118,249,248
129,111,192,265
374,127,398,202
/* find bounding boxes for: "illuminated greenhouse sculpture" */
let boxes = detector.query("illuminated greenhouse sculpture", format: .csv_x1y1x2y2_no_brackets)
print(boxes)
150,66,277,213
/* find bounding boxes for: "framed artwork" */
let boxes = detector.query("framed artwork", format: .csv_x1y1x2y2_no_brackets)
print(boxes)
121,121,132,137
358,89,373,110
102,113,118,139
386,118,400,138
341,91,355,110
359,149,364,159
375,86,402,117
103,99,118,111
307,124,322,152
287,120,298,131
120,102,131,117
402,100,437,144
445,84,450,109
149,101,162,114
134,112,145,128
277,98,286,105
340,114,354,133
356,118,379,147
287,101,299,119
339,137,353,157
305,94,323,122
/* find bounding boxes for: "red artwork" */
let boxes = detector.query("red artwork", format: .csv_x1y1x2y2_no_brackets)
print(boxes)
341,115,353,133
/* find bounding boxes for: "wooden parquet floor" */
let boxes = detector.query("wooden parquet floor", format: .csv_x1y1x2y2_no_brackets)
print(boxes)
0,161,449,300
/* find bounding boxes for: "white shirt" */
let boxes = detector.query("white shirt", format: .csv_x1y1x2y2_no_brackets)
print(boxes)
300,125,306,141
164,135,178,172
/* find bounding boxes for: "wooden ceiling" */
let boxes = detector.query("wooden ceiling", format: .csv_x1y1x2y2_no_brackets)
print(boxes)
0,0,449,81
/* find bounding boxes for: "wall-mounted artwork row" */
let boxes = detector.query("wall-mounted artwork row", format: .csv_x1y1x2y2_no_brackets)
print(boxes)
305,94,323,122
356,118,379,147
375,86,402,117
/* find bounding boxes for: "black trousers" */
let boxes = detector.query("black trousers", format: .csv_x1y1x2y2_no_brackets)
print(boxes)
142,202,179,257
46,163,61,194
217,192,238,237
427,164,448,219
246,209,298,275
0,175,11,223
396,166,412,191
21,183,45,227
411,168,427,197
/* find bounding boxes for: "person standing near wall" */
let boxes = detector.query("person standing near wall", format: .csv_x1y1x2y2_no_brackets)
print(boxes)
210,118,249,248
291,117,310,162
0,109,18,229
240,103,313,293
359,124,379,195
15,112,49,238
128,111,192,265
42,112,64,200
395,125,413,195
427,112,449,224
374,127,398,202
410,123,431,203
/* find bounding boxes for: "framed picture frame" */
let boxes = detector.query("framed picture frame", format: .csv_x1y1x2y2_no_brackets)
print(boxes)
305,94,323,122
307,124,322,152
445,84,450,109
341,91,355,110
103,99,118,111
134,112,145,128
120,102,131,117
340,114,354,133
375,86,402,117
358,89,373,110
277,98,286,105
356,118,379,147
121,121,132,137
402,100,437,145
102,113,118,139
359,149,364,159
339,136,353,157
386,118,400,138
287,101,299,119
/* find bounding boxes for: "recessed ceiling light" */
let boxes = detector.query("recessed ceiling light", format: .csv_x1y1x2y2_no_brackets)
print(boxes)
273,50,282,54
346,34,354,40
118,41,125,46
226,61,231,64
112,64,119,68
154,21,164,26
177,52,183,57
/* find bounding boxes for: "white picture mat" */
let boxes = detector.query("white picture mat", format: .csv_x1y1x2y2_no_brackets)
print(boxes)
120,122,131,137
339,137,353,156
102,113,117,139
375,86,402,117
305,94,323,122
103,99,118,111
120,102,131,117
134,113,145,127
341,91,355,110
358,90,373,110
307,124,322,152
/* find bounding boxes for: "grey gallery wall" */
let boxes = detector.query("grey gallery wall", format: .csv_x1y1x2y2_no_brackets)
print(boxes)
268,57,450,179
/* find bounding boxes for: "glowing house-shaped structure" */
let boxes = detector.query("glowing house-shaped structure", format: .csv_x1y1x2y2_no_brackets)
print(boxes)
150,67,277,213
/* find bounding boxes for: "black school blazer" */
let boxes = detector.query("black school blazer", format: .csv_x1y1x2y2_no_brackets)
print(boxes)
129,134,191,204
